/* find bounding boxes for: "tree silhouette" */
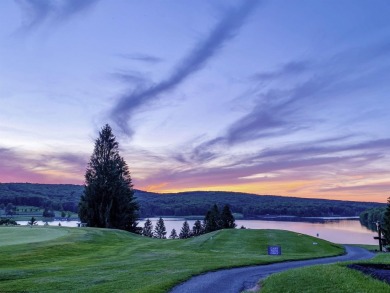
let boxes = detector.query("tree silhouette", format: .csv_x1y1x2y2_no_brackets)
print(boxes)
78,124,139,232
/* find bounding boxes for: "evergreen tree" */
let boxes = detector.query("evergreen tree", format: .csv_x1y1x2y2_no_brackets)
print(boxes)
221,205,236,229
192,220,203,236
78,124,139,232
204,204,221,233
382,197,390,245
142,219,153,237
154,217,167,239
179,220,191,239
169,228,178,239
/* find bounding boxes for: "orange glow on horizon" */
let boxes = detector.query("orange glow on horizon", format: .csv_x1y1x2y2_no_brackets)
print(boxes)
137,180,388,203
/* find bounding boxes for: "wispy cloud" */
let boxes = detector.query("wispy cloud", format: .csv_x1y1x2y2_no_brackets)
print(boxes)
14,0,99,32
251,60,311,82
0,146,87,184
110,0,260,136
111,70,150,87
135,134,390,198
117,53,163,64
320,183,390,193
182,39,390,151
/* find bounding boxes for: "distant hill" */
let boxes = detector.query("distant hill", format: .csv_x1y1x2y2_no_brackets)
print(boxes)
0,183,384,218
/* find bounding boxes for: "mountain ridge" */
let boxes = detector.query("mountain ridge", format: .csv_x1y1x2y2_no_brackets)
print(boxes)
0,183,384,218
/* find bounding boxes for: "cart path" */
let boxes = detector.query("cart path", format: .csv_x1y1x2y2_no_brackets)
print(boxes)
169,245,374,293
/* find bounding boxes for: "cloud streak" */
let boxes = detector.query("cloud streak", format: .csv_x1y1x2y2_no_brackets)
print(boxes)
14,0,99,32
117,53,163,64
110,0,260,136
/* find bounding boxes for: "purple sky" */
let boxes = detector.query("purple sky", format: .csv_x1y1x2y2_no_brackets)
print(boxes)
1,0,390,202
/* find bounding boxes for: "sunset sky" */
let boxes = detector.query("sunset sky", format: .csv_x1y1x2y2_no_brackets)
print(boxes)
1,0,390,202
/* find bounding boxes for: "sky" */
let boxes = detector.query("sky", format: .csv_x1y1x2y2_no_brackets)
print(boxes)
1,0,390,203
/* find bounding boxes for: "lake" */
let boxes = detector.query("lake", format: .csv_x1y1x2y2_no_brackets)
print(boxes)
18,217,377,245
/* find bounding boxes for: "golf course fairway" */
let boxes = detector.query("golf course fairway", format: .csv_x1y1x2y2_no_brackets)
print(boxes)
0,227,343,292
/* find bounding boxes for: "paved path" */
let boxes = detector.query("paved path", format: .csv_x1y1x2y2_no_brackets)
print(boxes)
169,245,374,293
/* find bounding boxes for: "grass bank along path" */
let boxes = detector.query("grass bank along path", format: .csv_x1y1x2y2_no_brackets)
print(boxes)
260,251,390,293
0,227,343,292
170,245,374,293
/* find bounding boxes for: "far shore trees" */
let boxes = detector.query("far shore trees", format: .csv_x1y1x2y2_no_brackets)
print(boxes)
78,124,139,233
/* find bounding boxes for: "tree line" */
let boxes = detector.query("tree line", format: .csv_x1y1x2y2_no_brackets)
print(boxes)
141,204,237,239
359,207,386,231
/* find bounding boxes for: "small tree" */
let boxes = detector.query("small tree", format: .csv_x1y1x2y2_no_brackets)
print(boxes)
142,219,154,237
169,229,178,239
192,220,203,236
179,220,191,239
154,217,166,239
221,205,236,229
28,217,37,226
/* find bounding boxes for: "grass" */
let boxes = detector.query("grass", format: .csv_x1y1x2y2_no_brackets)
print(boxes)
0,227,68,246
351,244,380,252
260,252,390,293
0,227,343,292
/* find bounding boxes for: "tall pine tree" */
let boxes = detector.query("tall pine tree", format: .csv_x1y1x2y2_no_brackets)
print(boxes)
78,124,139,232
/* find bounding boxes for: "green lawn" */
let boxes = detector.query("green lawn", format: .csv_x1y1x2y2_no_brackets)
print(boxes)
260,252,390,293
0,227,68,246
0,227,343,292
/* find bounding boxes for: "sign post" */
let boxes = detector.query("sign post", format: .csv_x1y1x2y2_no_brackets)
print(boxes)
268,245,282,255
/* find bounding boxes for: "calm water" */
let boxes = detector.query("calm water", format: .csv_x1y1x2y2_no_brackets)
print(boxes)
18,218,377,245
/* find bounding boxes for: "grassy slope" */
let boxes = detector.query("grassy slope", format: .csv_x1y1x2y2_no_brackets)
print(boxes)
0,227,342,293
260,253,390,293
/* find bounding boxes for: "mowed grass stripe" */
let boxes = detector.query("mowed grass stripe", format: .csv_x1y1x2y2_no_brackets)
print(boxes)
0,226,69,246
0,227,343,292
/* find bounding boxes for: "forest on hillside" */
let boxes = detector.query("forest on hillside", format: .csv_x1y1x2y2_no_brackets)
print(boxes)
0,183,385,218
359,207,386,231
